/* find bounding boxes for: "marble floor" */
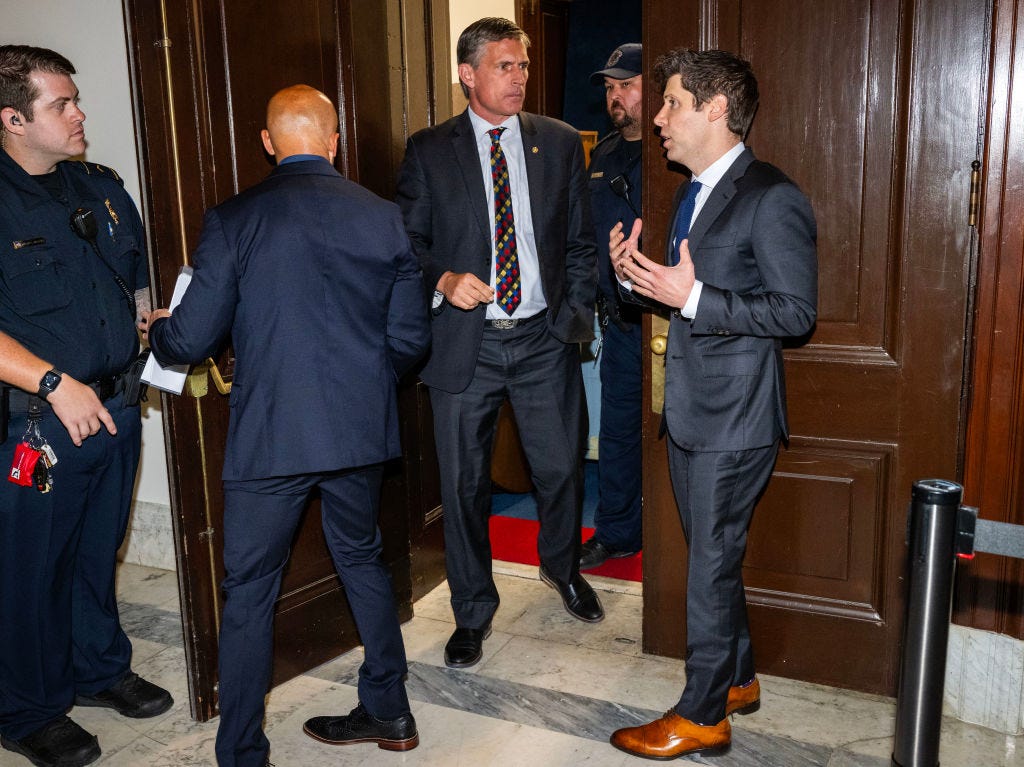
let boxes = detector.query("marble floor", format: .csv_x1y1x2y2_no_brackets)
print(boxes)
4,562,1021,767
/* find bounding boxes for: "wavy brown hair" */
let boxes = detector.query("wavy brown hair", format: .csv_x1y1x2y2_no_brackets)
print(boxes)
653,48,758,138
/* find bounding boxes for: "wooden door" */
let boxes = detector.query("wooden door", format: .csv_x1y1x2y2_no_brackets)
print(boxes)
641,0,990,694
955,0,1024,641
519,0,570,118
123,0,449,720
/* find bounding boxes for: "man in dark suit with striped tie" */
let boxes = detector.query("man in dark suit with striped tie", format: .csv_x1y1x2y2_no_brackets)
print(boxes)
396,16,601,671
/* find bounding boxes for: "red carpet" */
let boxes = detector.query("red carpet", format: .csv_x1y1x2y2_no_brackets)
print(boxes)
489,514,642,582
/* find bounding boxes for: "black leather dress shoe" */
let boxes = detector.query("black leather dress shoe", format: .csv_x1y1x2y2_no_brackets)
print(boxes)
539,565,604,623
0,716,100,767
75,672,173,718
443,625,492,668
303,702,419,751
579,537,639,570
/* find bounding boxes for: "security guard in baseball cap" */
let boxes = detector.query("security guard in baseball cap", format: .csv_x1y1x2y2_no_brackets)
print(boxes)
581,43,645,572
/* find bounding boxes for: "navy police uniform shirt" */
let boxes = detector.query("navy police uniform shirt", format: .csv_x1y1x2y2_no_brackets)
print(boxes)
588,132,642,302
0,148,148,383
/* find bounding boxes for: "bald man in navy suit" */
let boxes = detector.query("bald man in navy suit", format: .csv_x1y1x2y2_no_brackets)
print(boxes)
142,85,429,766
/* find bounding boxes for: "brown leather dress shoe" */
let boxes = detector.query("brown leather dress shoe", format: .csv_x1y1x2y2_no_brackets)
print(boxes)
610,711,730,760
726,676,761,716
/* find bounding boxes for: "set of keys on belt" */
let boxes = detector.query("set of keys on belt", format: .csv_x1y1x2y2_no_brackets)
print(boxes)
7,415,57,493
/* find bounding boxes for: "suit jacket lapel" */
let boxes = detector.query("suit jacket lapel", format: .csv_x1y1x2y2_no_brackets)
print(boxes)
685,178,733,248
685,148,755,248
519,112,546,255
451,110,491,244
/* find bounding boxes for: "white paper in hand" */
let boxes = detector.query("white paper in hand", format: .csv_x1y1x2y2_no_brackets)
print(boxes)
141,266,193,394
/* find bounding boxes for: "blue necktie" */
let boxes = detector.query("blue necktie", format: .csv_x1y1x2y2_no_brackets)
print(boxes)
670,180,702,265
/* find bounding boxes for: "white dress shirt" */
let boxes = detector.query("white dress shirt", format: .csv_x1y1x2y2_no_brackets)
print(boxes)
616,141,746,317
467,108,546,320
677,142,746,317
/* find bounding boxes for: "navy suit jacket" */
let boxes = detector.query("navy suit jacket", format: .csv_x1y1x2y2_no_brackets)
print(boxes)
149,159,430,481
662,148,818,451
395,110,597,394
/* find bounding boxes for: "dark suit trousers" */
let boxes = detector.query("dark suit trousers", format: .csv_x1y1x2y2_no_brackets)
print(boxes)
430,318,587,629
214,465,410,767
667,439,778,725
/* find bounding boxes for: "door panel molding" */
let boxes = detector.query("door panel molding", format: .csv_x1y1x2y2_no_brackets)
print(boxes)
787,347,898,367
746,439,893,610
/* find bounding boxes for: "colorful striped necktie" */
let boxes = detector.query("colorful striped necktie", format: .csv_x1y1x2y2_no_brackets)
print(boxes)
489,127,521,315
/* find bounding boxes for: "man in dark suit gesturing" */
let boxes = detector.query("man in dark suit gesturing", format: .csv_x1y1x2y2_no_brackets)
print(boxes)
141,85,429,766
608,49,817,758
396,17,601,670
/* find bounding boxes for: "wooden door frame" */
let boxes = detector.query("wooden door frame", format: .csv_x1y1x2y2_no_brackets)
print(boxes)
517,0,570,118
955,0,1024,639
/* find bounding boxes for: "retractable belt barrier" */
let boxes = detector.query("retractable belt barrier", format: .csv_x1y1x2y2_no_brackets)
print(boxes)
892,480,1024,767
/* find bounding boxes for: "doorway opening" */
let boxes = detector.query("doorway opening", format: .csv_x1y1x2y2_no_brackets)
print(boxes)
490,460,643,581
488,0,643,582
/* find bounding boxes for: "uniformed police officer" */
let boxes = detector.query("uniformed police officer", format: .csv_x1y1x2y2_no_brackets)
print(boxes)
0,45,172,767
580,43,645,571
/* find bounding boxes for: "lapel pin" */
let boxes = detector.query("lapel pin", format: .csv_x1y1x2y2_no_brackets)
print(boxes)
532,146,539,154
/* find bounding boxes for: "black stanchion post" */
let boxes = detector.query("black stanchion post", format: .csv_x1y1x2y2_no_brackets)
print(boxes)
892,479,963,767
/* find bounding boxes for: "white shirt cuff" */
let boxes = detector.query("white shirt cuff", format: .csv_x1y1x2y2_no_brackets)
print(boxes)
680,280,703,318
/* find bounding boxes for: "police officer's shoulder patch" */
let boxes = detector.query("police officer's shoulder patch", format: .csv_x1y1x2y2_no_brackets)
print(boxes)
66,160,124,186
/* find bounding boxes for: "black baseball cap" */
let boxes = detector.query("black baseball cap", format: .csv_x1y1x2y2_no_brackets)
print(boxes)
590,43,642,85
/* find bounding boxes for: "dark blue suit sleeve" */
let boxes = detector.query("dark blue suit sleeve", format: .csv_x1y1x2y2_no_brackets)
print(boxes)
395,138,439,301
692,184,817,338
387,222,431,379
149,209,239,365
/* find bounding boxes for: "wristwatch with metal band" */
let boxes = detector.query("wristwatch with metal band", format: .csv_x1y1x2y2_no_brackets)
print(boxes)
37,369,63,400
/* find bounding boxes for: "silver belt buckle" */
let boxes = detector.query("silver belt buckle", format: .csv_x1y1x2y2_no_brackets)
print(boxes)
491,318,516,330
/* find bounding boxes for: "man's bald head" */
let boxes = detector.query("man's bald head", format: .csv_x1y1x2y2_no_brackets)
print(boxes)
260,84,339,163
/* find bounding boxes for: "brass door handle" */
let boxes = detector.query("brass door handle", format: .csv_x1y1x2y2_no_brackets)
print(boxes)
206,358,232,394
183,358,232,398
650,315,669,414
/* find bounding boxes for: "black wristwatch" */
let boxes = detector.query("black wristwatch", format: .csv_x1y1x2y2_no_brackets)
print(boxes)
37,369,63,400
